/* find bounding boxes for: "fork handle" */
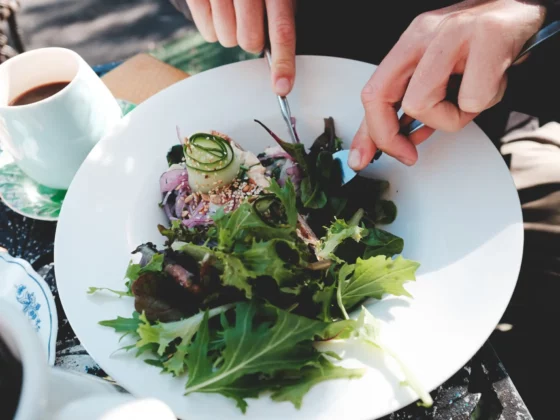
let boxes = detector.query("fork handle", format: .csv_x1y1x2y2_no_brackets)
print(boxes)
264,45,300,144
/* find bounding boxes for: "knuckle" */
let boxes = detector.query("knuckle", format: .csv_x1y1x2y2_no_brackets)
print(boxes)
360,82,380,106
219,37,238,48
273,16,295,46
408,11,439,34
274,57,295,75
238,31,264,53
476,14,508,34
401,97,425,119
202,32,218,43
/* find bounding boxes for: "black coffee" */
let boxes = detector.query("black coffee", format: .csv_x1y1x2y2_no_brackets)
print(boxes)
9,81,70,106
0,335,23,420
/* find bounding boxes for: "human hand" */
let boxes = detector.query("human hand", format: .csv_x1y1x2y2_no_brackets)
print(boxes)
186,0,296,95
348,0,546,169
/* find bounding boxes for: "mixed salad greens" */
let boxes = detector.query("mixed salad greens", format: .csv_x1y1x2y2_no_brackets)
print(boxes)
90,117,432,412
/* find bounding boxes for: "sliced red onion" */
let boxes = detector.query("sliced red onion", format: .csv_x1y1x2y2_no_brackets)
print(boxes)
163,202,175,221
161,189,174,207
174,193,187,218
160,169,189,193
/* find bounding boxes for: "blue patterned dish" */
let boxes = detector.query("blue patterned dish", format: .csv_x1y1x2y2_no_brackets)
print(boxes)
0,251,58,364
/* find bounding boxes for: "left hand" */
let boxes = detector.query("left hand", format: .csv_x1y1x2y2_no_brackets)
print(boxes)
348,0,546,169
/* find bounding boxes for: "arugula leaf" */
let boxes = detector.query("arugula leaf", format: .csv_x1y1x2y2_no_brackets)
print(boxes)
339,256,419,311
317,218,364,261
270,358,364,408
136,304,234,356
99,312,141,333
87,287,131,297
353,307,433,407
184,302,343,399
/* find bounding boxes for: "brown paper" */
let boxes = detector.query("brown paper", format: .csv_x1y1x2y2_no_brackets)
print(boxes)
101,53,189,105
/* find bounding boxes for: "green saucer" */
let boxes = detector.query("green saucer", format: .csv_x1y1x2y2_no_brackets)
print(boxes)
0,99,136,221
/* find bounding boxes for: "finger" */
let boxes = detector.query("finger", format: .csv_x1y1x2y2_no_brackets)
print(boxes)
265,0,296,96
187,0,218,42
234,0,265,53
353,38,422,167
486,75,508,109
458,38,510,113
399,114,435,146
209,0,237,47
348,118,378,170
401,27,475,132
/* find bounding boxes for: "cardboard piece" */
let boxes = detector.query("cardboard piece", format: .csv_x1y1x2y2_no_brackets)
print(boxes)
101,53,189,104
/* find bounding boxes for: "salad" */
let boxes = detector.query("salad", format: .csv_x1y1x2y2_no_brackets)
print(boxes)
89,117,432,412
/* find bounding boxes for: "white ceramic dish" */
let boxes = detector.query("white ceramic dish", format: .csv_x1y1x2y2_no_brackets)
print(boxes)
0,251,57,365
54,56,523,420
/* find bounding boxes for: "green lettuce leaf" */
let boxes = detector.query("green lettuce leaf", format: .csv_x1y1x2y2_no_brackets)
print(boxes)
123,253,164,292
270,358,364,408
163,342,189,376
136,304,234,356
213,202,293,252
266,178,298,229
353,307,433,407
184,302,348,403
175,238,304,298
317,218,364,261
339,256,419,311
361,227,404,258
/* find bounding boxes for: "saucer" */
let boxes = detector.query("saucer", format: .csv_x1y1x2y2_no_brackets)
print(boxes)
0,251,58,365
0,99,136,221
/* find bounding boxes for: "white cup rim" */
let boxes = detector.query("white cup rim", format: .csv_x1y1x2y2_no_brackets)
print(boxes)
0,47,83,111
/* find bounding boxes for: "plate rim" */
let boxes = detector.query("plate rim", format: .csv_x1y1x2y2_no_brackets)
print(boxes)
54,54,524,419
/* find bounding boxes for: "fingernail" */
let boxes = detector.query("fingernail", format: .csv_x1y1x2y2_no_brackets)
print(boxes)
275,78,291,96
399,154,415,166
348,149,362,170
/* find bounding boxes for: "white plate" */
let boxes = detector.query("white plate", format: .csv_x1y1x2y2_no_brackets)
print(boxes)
54,56,523,420
0,252,58,365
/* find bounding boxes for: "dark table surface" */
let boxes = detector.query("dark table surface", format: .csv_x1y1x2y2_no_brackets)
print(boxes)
0,201,533,420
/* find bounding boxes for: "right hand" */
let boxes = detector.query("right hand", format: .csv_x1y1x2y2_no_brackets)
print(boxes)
186,0,297,96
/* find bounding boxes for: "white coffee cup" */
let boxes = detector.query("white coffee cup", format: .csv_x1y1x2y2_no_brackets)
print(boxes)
0,300,176,420
0,47,122,190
